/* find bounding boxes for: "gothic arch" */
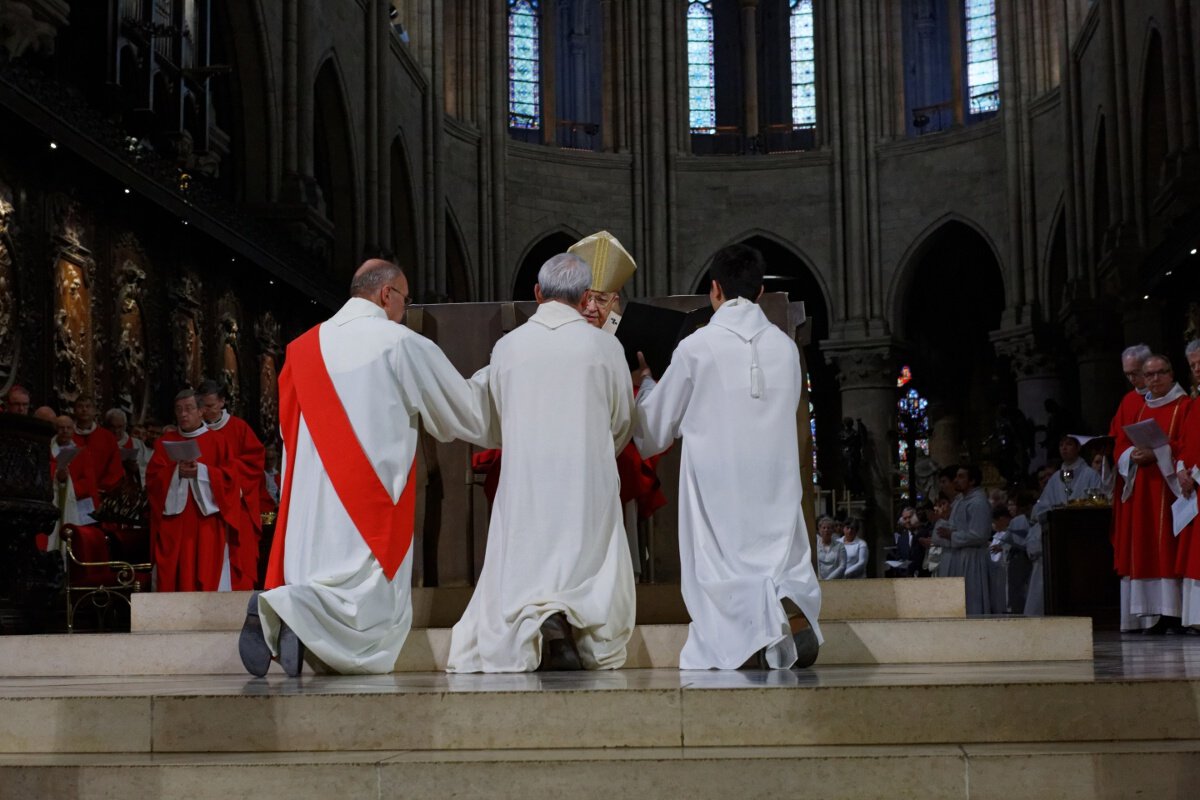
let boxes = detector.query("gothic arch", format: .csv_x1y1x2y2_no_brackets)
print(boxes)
1040,199,1069,320
687,228,833,327
444,205,474,302
511,226,584,300
389,132,422,282
313,56,360,277
1136,26,1169,221
1090,114,1111,264
212,0,278,203
887,212,1005,335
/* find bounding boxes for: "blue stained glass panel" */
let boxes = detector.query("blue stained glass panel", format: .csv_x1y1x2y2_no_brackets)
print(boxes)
790,0,817,128
964,0,1000,116
686,1,715,133
508,0,541,130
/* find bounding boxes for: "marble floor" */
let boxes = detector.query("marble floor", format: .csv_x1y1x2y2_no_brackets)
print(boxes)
2,632,1197,698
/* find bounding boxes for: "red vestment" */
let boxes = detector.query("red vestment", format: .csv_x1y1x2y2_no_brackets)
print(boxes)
1111,393,1189,579
1175,403,1200,580
146,429,240,592
1108,389,1146,554
51,444,98,505
209,413,267,589
73,425,125,494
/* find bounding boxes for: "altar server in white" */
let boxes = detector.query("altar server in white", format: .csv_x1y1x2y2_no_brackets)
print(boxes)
238,259,490,677
633,244,823,670
447,254,636,673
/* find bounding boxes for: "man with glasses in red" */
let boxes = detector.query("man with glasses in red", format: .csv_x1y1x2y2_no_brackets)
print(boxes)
1113,353,1189,633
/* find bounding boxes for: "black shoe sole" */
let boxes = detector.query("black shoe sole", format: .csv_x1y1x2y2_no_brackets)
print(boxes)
238,592,271,678
279,623,305,677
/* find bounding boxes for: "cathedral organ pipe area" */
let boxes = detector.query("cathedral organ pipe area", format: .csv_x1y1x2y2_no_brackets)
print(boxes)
2,0,1200,587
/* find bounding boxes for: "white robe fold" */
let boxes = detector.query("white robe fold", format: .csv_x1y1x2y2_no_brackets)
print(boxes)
447,300,636,673
259,298,490,674
634,298,823,670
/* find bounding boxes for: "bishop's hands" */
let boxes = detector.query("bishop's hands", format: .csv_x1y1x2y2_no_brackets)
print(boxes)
178,460,199,479
1178,468,1196,497
632,351,653,388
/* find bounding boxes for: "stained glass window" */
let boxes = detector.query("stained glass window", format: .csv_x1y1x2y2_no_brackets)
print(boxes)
964,0,1000,115
686,1,716,134
509,0,541,130
790,0,816,128
896,369,930,501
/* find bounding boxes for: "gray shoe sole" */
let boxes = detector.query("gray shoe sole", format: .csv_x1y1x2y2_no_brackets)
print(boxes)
279,622,305,677
238,592,271,678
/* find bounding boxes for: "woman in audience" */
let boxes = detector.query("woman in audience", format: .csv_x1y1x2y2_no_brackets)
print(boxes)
842,518,869,579
816,516,846,580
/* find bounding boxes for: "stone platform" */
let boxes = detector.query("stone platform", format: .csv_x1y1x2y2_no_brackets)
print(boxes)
1,580,1196,798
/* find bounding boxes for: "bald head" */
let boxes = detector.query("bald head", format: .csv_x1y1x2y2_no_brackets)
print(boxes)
350,259,404,298
54,415,75,444
33,406,57,423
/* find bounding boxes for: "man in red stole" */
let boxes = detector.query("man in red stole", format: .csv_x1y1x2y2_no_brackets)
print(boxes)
1113,354,1189,632
145,390,240,592
48,414,100,551
237,259,490,677
197,379,266,590
72,396,125,495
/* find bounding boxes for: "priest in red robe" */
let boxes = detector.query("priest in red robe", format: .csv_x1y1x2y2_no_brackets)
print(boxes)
48,414,100,550
72,396,125,495
197,380,267,590
146,389,240,592
1112,353,1189,632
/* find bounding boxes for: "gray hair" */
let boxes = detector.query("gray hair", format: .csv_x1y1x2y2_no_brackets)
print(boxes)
1186,339,1200,357
1121,344,1152,364
174,388,198,404
1144,353,1173,373
104,408,127,426
536,254,591,304
817,516,836,528
349,260,403,298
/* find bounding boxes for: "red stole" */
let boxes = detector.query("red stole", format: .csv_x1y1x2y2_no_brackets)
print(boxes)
266,325,418,588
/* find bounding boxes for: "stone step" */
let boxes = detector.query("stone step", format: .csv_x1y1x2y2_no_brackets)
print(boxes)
130,578,967,632
0,616,1091,678
2,740,1197,800
0,669,1195,755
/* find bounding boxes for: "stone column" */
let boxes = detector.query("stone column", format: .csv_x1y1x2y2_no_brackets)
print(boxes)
825,341,898,576
991,329,1065,468
739,0,759,140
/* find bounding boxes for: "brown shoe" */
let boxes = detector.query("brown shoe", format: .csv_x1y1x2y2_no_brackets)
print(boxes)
537,612,583,671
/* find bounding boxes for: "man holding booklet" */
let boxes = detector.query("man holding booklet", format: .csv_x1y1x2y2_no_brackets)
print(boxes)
145,389,240,591
1113,354,1189,633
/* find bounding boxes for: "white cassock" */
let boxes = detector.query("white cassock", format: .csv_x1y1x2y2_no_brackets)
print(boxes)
634,298,823,669
447,301,636,673
1024,460,1102,616
259,298,490,674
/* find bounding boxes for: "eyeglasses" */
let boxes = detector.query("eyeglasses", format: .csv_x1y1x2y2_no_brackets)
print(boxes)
1143,369,1172,378
585,291,617,309
383,283,411,306
1123,371,1142,379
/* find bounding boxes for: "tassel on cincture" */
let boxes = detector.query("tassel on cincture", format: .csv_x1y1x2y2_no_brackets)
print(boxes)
749,337,763,399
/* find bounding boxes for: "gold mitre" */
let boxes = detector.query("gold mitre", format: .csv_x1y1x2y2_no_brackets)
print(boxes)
569,231,636,293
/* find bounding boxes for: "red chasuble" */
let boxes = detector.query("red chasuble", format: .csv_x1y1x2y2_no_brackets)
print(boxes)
265,325,419,589
1108,390,1146,560
73,425,125,494
145,429,240,592
210,414,267,589
1175,403,1200,581
1112,393,1189,579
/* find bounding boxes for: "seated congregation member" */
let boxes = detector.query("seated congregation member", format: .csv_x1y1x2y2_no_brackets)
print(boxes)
943,465,992,615
448,253,636,673
146,389,240,592
241,260,492,677
198,380,266,590
1113,354,1188,632
887,506,924,577
73,396,125,496
633,243,822,670
816,517,846,580
104,407,150,486
841,519,869,579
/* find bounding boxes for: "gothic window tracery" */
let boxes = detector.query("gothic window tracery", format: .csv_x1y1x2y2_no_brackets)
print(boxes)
964,0,999,115
789,0,816,129
508,0,542,131
896,367,930,502
686,1,716,134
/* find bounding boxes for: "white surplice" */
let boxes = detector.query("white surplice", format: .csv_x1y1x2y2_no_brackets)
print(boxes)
633,298,823,670
259,298,490,674
447,301,636,673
